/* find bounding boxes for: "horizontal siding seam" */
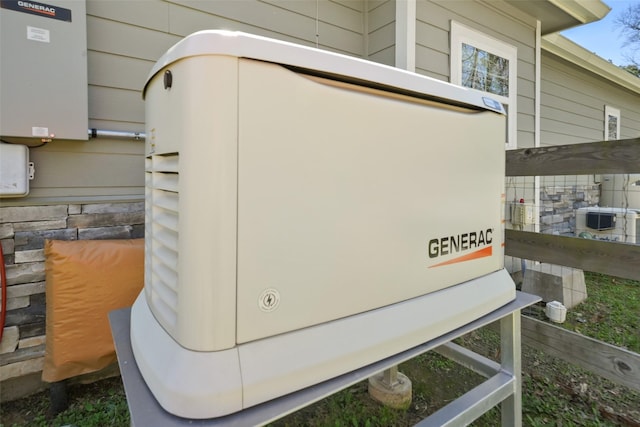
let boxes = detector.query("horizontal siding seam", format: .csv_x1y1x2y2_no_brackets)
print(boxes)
258,1,363,35
87,13,169,34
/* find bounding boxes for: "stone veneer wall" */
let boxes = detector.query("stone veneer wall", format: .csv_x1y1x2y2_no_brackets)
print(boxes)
0,201,144,401
539,184,600,235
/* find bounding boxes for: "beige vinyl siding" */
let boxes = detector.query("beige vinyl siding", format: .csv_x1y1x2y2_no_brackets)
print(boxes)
539,51,640,195
415,0,451,81
12,0,367,206
415,14,449,81
415,0,537,149
367,0,395,65
26,140,146,203
541,52,640,146
88,52,154,92
87,0,171,32
170,1,364,53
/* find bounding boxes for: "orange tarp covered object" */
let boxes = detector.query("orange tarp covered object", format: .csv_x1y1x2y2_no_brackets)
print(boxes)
42,239,144,382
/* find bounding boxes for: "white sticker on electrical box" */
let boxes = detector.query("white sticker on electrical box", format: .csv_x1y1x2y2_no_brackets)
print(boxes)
32,127,49,137
27,26,50,43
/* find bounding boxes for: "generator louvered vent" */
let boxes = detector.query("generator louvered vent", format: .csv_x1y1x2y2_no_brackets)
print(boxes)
145,153,179,334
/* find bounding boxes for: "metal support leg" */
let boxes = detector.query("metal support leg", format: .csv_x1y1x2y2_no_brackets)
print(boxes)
500,309,522,427
418,309,524,427
382,365,399,387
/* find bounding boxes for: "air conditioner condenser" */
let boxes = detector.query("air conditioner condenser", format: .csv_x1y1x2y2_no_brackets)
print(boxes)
576,207,640,243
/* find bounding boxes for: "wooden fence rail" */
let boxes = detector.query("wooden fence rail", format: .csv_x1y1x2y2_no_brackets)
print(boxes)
520,317,640,392
503,137,640,392
506,230,640,282
506,136,640,176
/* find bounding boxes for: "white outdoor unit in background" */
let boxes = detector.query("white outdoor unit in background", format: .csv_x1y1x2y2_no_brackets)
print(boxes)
131,30,516,419
576,207,640,244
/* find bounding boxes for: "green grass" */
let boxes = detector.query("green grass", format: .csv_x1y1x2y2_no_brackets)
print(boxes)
559,272,640,353
273,382,411,427
46,389,128,427
0,378,129,427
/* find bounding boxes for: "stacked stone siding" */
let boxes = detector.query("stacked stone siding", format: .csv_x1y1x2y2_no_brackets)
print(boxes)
0,201,144,401
539,185,600,235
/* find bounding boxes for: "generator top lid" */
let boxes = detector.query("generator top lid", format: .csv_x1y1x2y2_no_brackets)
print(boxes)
143,30,505,114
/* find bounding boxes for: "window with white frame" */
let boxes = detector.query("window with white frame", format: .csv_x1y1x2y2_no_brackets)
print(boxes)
604,105,620,141
450,21,518,149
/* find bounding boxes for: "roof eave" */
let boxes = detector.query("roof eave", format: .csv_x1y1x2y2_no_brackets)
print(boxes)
548,0,611,27
508,0,610,34
542,33,640,95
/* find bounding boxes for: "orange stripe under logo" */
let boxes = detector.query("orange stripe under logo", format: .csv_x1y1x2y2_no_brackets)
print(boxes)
26,7,55,16
428,246,493,268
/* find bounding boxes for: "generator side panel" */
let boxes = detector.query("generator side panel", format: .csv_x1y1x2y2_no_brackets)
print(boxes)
0,0,88,141
236,59,507,344
144,55,240,352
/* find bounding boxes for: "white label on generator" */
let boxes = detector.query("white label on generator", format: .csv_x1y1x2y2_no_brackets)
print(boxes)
27,26,50,43
32,126,49,137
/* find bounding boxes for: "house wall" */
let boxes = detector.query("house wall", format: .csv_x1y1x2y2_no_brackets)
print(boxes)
367,0,395,65
0,201,144,401
5,0,546,207
4,0,368,207
541,51,640,145
415,0,537,150
539,51,640,231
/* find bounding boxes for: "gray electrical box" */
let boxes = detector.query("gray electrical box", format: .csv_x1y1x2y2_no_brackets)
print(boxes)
0,0,88,142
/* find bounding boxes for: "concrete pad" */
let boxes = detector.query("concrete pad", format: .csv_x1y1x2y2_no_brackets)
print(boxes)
368,370,412,410
522,264,587,309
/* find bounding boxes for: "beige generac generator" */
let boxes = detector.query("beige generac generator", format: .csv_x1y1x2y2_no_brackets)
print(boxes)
131,30,516,419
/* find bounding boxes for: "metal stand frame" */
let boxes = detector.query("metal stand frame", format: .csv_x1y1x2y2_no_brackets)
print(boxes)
417,310,522,426
110,292,538,427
